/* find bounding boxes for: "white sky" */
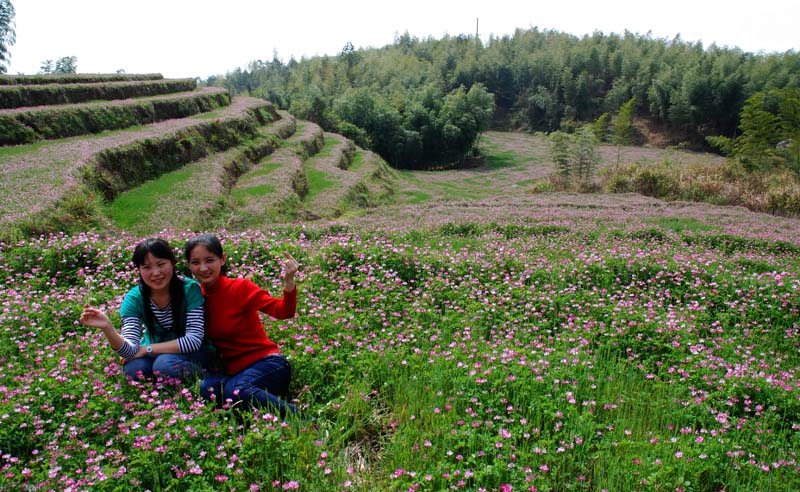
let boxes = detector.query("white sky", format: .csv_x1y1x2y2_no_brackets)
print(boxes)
7,0,799,79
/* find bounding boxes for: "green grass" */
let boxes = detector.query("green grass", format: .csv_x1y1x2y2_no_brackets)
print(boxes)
305,168,337,200
0,140,55,160
427,179,483,199
398,190,432,204
107,166,195,228
244,161,281,179
311,137,340,160
348,151,365,171
645,216,715,233
485,150,523,170
232,184,276,200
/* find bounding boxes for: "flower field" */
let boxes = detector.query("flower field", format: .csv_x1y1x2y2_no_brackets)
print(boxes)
1,201,798,492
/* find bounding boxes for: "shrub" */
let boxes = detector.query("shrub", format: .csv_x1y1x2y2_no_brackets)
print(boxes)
766,172,800,216
527,178,555,193
631,166,678,198
605,173,632,193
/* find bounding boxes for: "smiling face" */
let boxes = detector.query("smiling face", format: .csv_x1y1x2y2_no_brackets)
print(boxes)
138,252,174,295
188,244,225,288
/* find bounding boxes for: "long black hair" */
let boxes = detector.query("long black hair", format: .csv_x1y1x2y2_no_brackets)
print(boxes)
132,238,186,337
184,233,229,275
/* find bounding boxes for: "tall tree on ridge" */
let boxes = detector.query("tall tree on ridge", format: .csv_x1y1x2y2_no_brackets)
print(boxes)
0,0,15,74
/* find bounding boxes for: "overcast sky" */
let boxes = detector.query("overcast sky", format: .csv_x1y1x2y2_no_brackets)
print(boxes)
7,0,799,79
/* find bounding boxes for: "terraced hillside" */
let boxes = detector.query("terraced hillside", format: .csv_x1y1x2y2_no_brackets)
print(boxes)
0,74,397,240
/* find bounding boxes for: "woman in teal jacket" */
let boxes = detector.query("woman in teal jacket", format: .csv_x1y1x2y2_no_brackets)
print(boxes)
80,237,212,381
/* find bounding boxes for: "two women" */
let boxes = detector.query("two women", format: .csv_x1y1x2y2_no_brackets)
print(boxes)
80,235,300,418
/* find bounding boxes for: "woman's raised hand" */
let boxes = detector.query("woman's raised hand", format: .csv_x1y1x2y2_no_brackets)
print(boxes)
282,252,299,291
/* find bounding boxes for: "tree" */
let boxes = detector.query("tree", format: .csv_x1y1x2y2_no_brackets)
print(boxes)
338,41,361,85
612,97,636,164
0,0,15,74
549,130,572,177
39,59,53,74
593,112,610,142
706,88,800,176
573,124,599,179
549,125,599,182
40,56,78,74
55,56,78,74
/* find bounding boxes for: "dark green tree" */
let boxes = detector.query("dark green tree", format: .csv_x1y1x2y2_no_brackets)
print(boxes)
338,41,361,85
708,88,800,174
211,25,800,167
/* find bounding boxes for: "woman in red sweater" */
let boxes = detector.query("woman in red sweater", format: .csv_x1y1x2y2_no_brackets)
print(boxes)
184,234,299,417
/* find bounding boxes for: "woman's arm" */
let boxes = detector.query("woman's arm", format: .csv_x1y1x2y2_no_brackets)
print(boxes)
80,307,142,359
132,304,205,357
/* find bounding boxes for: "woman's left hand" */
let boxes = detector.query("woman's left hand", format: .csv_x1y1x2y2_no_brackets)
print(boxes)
133,345,149,359
283,252,299,291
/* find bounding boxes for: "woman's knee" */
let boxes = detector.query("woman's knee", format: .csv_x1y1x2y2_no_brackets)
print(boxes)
224,379,265,403
152,354,194,379
199,377,222,401
123,358,152,379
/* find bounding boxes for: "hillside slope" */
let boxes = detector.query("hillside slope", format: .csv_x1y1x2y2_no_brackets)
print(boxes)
0,75,400,240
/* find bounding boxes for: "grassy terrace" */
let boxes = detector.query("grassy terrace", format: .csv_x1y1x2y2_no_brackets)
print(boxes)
0,78,198,108
230,120,321,225
108,118,287,233
0,73,165,85
0,97,276,239
0,86,231,145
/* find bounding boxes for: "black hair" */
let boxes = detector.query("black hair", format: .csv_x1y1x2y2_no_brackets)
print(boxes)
132,237,186,336
184,233,229,274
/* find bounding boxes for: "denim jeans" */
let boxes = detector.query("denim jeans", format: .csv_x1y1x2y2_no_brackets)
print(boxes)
123,349,213,382
199,354,298,418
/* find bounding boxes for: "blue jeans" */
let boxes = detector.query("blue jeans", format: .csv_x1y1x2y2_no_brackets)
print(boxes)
123,349,213,382
199,354,298,418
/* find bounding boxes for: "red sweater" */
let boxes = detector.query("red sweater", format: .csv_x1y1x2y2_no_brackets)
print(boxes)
202,275,297,375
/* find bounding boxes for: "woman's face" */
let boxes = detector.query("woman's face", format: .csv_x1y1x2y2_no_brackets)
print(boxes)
138,252,174,294
188,244,225,288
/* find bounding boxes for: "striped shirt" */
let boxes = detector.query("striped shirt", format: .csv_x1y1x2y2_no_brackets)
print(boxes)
116,301,205,359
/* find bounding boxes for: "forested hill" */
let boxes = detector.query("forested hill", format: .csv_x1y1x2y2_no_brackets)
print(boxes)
206,28,800,169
